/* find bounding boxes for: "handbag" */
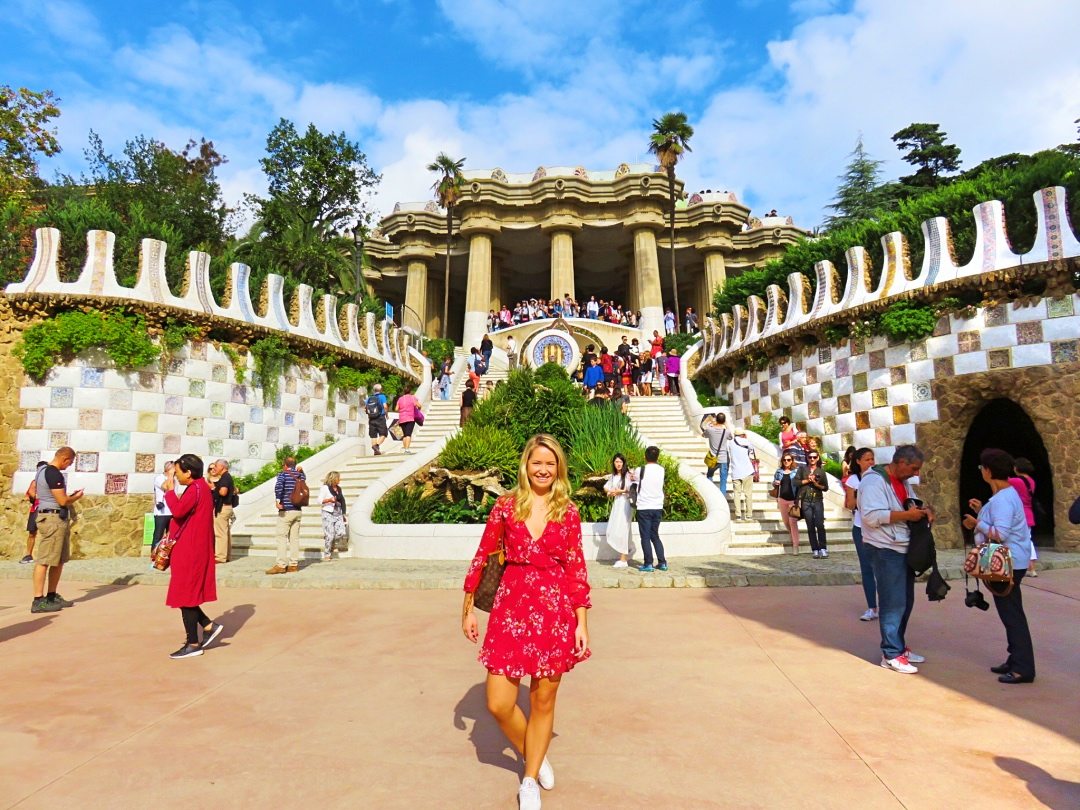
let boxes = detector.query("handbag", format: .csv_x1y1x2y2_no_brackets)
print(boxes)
388,420,404,441
151,483,201,571
962,528,1015,596
769,480,780,499
628,465,644,509
473,542,506,612
704,451,717,468
415,409,425,427
788,502,802,519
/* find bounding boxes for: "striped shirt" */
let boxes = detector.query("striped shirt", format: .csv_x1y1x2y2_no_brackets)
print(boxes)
275,470,306,511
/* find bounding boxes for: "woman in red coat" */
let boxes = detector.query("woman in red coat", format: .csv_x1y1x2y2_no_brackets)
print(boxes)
162,453,221,659
462,434,591,810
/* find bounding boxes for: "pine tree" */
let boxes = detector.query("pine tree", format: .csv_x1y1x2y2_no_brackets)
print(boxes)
824,134,884,230
891,122,962,189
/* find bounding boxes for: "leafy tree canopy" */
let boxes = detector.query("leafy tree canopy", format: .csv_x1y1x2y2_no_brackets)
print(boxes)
891,122,962,189
824,134,885,231
0,85,61,197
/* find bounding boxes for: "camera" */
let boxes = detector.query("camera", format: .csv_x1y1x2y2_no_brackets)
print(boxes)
965,589,990,611
904,497,924,510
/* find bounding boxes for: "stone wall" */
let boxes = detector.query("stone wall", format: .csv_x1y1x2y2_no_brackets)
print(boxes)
915,363,1080,551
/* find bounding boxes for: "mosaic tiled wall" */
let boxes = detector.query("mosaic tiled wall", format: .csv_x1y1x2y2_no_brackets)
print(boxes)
730,294,1080,461
14,341,362,495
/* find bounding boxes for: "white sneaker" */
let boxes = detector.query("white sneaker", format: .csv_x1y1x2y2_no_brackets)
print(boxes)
538,757,555,790
821,549,829,558
904,648,926,664
612,560,628,569
518,776,542,810
859,608,878,622
812,550,821,558
881,655,918,674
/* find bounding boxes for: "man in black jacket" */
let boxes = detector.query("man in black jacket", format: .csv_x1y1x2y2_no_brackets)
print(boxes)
209,459,237,563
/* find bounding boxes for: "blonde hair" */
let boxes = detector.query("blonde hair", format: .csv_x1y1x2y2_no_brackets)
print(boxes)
512,434,572,524
324,471,340,486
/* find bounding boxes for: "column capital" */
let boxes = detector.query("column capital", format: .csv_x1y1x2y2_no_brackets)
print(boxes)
458,218,501,238
624,212,666,232
398,246,436,263
540,217,583,235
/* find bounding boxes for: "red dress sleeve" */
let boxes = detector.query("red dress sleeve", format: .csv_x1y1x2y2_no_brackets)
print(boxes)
463,496,511,593
561,505,592,610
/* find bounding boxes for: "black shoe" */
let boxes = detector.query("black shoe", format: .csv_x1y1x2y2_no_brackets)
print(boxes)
169,644,204,659
48,593,75,608
990,662,1011,674
30,597,62,614
201,623,224,649
997,673,1034,684
19,554,33,564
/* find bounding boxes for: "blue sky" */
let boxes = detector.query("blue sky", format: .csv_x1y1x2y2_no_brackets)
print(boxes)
3,0,1078,230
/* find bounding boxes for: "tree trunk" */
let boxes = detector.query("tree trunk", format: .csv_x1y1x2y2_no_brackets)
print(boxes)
668,167,680,333
442,206,452,340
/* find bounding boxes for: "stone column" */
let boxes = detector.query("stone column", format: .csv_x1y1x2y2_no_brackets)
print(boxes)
633,227,664,337
549,230,575,302
490,257,503,313
462,232,493,348
703,250,727,302
403,259,427,334
425,275,442,337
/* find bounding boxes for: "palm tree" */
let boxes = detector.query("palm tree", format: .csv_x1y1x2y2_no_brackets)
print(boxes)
648,112,694,333
427,153,466,340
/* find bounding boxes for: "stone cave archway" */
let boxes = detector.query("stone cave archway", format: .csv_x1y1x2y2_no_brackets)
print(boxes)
959,398,1054,543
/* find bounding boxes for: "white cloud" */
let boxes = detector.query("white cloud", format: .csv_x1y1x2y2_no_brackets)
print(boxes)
9,0,108,53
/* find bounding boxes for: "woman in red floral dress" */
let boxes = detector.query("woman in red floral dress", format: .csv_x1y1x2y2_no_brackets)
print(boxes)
462,434,591,810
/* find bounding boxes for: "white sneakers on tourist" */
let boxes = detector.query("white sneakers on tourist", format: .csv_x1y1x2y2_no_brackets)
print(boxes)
612,560,628,569
518,776,542,809
881,655,918,674
903,648,926,664
538,757,555,790
859,608,878,622
812,550,821,559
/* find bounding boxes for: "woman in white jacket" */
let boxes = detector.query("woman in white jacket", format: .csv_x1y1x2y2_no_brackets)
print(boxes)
603,454,635,568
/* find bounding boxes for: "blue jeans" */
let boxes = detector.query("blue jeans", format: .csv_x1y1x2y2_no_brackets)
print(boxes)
851,526,877,610
865,544,915,659
707,461,729,495
439,381,450,400
635,509,665,566
801,499,826,552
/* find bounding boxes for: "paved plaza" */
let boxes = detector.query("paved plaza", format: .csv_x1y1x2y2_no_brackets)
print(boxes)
2,567,1078,808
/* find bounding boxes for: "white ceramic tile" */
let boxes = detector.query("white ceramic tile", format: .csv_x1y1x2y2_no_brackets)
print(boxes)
926,334,958,358
871,446,892,463
820,398,838,417
833,375,853,395
909,401,940,423
20,387,50,409
868,368,891,389
905,359,935,383
836,413,856,433
1012,343,1052,367
162,375,188,396
127,472,156,494
979,325,1017,350
854,428,876,448
157,414,185,435
71,388,109,408
954,352,988,375
890,423,917,445
884,346,910,367
69,430,107,449
129,432,163,453
203,418,229,439
852,391,872,411
790,371,806,389
848,352,869,374
779,390,794,407
889,384,913,405
806,418,824,436
869,407,895,428
69,471,104,495
1041,316,1080,341
803,383,821,401
1008,301,1047,322
185,398,212,418
98,452,134,475
102,410,138,430
130,392,166,412
185,360,212,379
791,404,808,422
43,408,79,430
822,434,843,454
16,430,46,451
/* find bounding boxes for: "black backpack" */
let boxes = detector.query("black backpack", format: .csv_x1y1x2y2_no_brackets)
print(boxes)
365,394,384,418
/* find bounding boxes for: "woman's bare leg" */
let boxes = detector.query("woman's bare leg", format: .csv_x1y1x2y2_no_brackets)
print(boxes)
524,675,562,779
486,673,527,755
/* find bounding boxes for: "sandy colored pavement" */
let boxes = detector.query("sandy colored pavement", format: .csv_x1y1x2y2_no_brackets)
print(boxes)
1,572,1078,809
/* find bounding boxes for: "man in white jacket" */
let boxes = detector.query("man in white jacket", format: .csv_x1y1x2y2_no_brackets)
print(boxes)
859,445,933,674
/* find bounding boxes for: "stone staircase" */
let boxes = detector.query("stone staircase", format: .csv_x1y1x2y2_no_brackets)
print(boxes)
233,358,509,559
626,395,854,556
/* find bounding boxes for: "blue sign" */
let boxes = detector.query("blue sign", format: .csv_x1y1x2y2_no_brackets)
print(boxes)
385,301,394,321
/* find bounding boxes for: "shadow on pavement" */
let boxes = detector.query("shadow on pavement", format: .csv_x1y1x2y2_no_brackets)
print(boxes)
0,615,57,643
995,757,1080,809
707,571,1080,746
453,681,531,776
73,578,136,604
214,603,256,643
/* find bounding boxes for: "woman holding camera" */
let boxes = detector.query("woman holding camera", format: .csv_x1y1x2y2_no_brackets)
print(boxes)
962,448,1035,684
161,453,221,660
461,434,591,810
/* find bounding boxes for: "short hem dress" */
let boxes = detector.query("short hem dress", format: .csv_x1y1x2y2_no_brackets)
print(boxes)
465,496,592,679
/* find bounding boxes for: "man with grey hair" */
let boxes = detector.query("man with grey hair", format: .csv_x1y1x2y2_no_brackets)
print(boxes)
859,445,933,674
208,459,237,563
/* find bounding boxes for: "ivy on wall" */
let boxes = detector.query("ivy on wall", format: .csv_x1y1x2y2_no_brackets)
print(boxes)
15,310,160,381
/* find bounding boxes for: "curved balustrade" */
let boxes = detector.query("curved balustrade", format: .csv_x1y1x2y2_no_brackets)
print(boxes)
6,228,422,381
697,187,1080,374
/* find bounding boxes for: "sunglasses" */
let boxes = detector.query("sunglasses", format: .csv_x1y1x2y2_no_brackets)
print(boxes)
782,457,793,462
809,454,820,459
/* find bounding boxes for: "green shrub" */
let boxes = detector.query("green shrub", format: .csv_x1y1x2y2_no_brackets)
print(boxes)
567,404,643,485
439,425,521,479
660,456,706,522
878,301,937,343
371,485,443,524
662,331,697,356
422,338,456,369
747,412,782,446
692,377,728,408
250,335,294,404
470,366,583,451
15,309,160,381
233,442,332,492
